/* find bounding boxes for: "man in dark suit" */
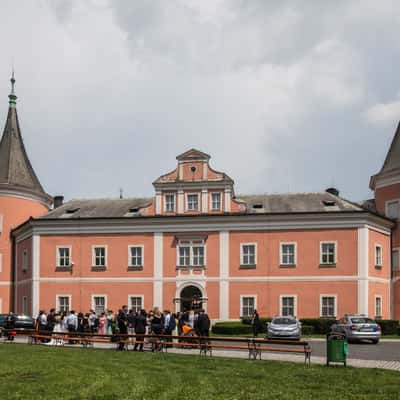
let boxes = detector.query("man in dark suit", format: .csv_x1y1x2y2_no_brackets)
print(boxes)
117,305,128,351
197,309,210,338
134,309,147,351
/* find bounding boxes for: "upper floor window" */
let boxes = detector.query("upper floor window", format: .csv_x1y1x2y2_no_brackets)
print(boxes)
241,296,255,317
392,249,399,272
128,246,143,269
92,246,107,268
211,193,221,211
165,194,175,212
186,194,199,211
57,247,71,268
22,249,28,273
375,245,382,268
386,200,400,220
320,295,336,318
240,243,256,267
280,243,296,266
177,239,205,268
320,242,336,266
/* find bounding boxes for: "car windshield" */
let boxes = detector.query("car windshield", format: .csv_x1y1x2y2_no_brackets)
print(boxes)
272,318,296,325
350,317,375,324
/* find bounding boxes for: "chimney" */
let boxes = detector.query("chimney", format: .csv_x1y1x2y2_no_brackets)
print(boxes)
53,195,64,208
326,187,339,196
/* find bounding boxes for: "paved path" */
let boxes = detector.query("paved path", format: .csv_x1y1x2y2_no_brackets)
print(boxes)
7,336,400,372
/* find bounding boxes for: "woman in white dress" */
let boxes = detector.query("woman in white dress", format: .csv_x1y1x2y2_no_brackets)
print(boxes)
44,314,64,346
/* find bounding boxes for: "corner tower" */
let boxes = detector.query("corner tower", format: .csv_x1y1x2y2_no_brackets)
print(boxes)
0,74,52,314
370,122,400,319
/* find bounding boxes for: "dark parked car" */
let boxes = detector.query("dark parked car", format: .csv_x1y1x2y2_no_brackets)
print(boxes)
0,314,35,330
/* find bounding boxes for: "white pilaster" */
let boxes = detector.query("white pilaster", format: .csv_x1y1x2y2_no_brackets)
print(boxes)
224,189,231,212
177,190,184,214
202,161,208,180
153,232,163,310
155,191,162,214
32,235,40,318
357,227,369,315
201,189,208,213
219,231,229,320
179,163,183,180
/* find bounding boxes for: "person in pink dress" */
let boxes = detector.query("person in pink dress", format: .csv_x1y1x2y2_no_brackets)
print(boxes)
98,312,107,335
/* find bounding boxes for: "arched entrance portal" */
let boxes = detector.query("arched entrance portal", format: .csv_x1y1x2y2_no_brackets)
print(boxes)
180,285,203,312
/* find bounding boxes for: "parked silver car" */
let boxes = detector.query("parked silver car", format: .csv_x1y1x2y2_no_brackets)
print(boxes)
266,316,301,340
330,315,381,344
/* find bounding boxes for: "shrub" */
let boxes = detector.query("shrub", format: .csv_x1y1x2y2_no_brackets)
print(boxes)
211,322,253,335
301,325,314,335
397,326,400,336
375,319,399,335
299,318,336,334
241,317,272,325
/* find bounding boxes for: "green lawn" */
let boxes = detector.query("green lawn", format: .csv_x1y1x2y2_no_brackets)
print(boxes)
0,344,399,400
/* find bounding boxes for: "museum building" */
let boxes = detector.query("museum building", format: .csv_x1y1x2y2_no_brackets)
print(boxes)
0,76,398,321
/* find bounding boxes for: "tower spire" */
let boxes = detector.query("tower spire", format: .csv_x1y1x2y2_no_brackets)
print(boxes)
8,71,17,108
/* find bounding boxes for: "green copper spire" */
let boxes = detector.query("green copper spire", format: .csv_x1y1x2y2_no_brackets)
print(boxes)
8,71,17,108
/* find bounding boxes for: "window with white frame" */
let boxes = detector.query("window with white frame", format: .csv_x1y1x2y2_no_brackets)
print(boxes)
281,296,296,316
57,247,71,267
392,249,399,272
186,194,199,211
22,296,28,315
375,297,382,319
129,296,143,313
241,296,255,317
386,200,400,219
177,239,205,267
280,243,296,266
22,249,28,272
211,193,221,211
92,246,107,267
320,296,336,317
57,296,70,313
240,244,256,266
165,194,175,212
0,253,2,273
129,246,143,268
93,296,106,315
320,242,336,265
375,245,382,267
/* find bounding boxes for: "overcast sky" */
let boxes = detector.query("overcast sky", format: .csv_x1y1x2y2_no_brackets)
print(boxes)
0,0,399,202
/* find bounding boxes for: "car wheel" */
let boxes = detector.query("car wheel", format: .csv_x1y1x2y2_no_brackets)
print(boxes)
371,339,379,344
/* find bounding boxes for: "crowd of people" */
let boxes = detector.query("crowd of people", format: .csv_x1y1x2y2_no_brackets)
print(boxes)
33,307,211,351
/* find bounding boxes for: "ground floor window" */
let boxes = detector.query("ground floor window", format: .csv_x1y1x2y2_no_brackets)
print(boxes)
57,296,70,313
241,296,255,317
375,297,382,319
93,296,106,315
129,296,143,313
320,296,336,318
280,296,296,316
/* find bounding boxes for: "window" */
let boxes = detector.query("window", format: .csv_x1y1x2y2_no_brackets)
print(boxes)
392,249,399,272
280,243,296,266
57,296,70,313
280,296,296,316
320,296,336,318
186,194,199,211
22,249,28,272
165,194,175,212
320,242,336,265
57,247,71,267
240,244,256,266
241,296,255,317
22,296,28,315
211,193,221,211
129,246,143,268
375,245,382,267
92,246,107,268
177,239,206,268
386,200,400,219
375,297,382,319
129,296,143,313
92,296,106,315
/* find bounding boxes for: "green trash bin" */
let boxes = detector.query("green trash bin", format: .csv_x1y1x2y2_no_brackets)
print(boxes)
326,333,348,367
